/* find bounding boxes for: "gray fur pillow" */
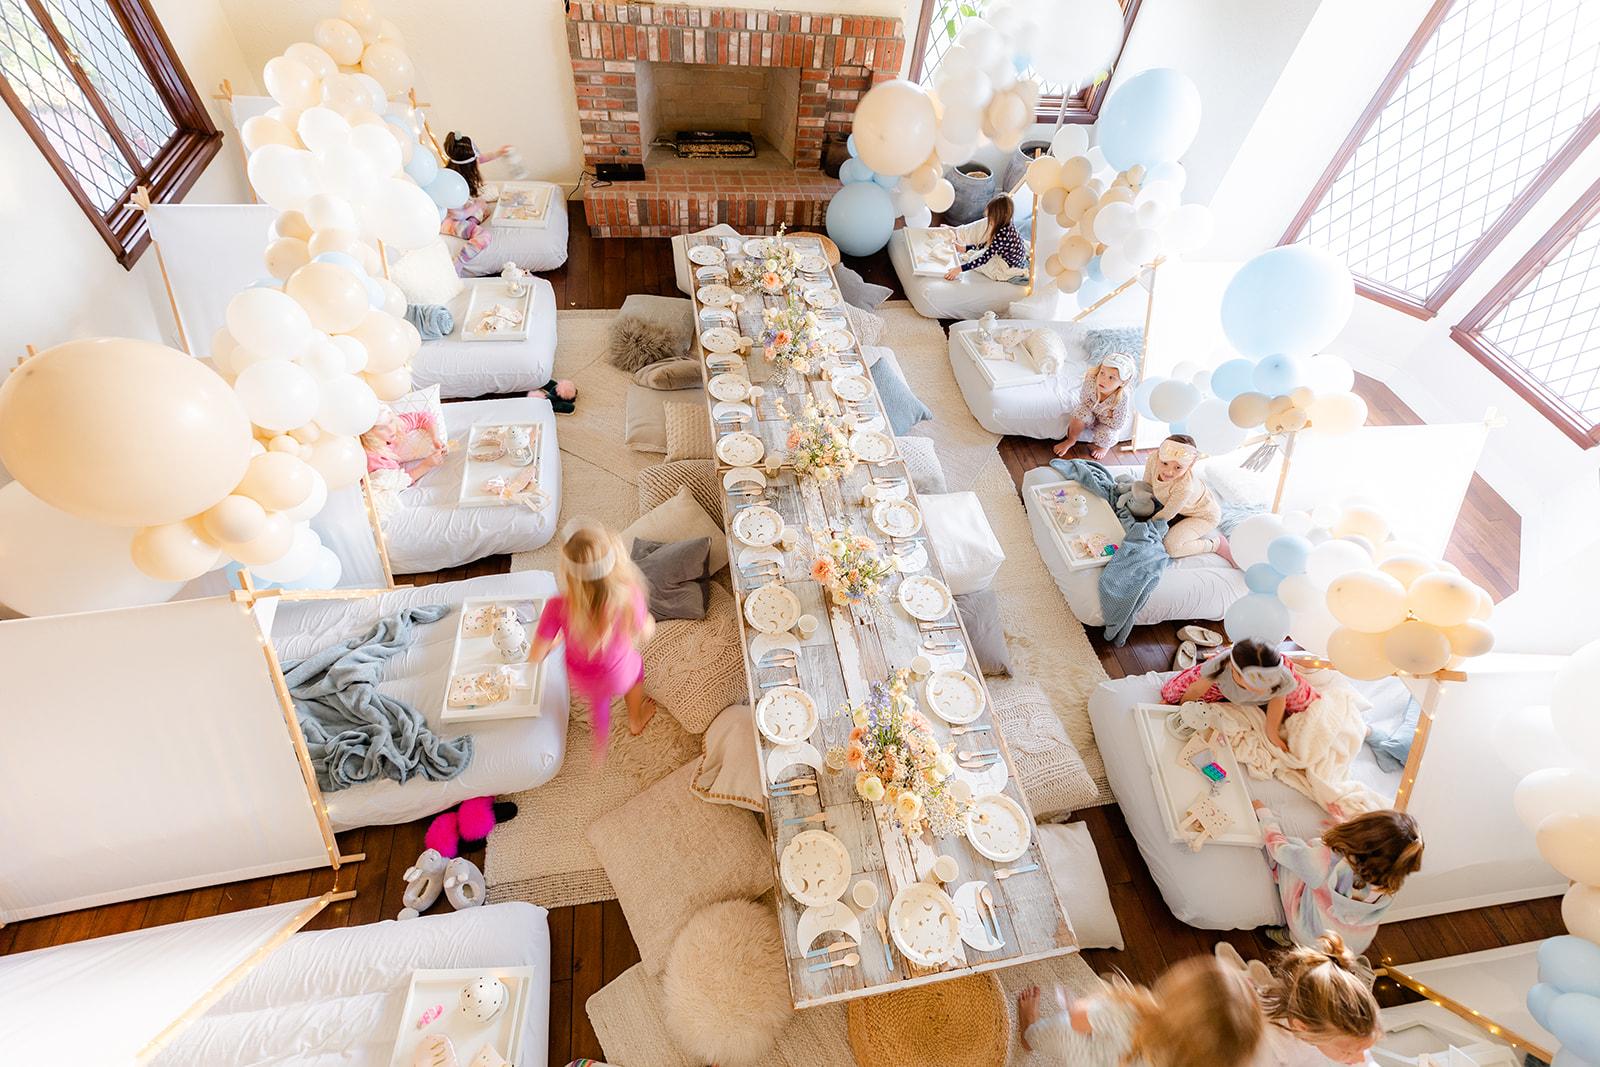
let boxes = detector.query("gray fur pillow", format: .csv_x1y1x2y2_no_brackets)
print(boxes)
635,356,702,390
608,294,695,373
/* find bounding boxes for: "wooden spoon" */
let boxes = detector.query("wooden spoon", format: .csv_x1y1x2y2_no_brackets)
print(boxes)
771,784,818,797
949,725,989,735
807,952,861,972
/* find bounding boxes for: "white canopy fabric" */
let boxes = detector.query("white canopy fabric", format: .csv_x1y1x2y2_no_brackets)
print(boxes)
143,203,277,356
0,598,331,921
0,896,324,1066
1135,260,1244,448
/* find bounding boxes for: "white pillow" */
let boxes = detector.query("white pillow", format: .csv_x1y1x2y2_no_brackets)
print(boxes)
921,491,1006,596
1037,821,1124,950
388,239,464,306
623,485,728,575
388,384,445,462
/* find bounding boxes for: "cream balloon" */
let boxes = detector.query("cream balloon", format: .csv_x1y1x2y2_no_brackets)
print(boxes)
1093,201,1136,244
289,422,321,444
1326,627,1396,681
343,310,410,373
202,493,268,543
297,335,348,380
313,374,381,437
1289,605,1339,658
1057,234,1094,271
364,367,412,401
924,178,955,213
227,286,315,359
330,334,368,374
306,227,360,260
907,164,940,196
359,41,415,95
271,209,313,242
282,468,329,523
1277,573,1321,613
362,177,441,250
1407,571,1480,627
250,523,322,583
1306,392,1367,436
263,56,320,111
1326,569,1409,633
1058,155,1092,191
314,18,365,65
1535,812,1600,885
306,434,367,489
851,80,938,177
209,327,239,373
296,106,351,154
1513,768,1600,833
1055,269,1084,294
1332,506,1388,544
240,115,301,152
235,451,315,512
1382,620,1452,675
1024,155,1062,194
304,193,359,233
263,237,311,280
233,359,321,433
1039,187,1067,216
131,517,224,582
1229,392,1270,429
349,123,402,177
1563,883,1600,947
1377,555,1435,589
267,434,299,454
1062,186,1097,222
0,338,254,528
341,0,381,38
284,41,338,81
221,511,295,567
378,278,407,318
285,261,369,334
1305,538,1371,589
246,144,318,212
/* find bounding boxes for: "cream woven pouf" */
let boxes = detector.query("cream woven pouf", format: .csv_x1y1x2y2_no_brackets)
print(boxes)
846,971,1010,1067
661,899,793,1066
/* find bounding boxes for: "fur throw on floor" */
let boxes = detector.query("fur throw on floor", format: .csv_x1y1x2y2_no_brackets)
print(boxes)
608,294,694,373
661,898,791,1065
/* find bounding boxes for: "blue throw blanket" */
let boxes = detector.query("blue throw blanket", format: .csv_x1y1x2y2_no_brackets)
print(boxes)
282,605,472,793
1050,458,1170,646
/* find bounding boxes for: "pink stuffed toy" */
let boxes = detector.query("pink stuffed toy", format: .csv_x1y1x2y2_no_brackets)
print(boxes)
424,796,519,858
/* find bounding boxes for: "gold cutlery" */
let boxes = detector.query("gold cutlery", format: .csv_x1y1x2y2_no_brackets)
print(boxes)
807,951,861,972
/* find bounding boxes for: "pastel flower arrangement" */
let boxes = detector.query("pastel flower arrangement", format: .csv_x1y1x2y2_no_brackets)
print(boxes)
754,223,801,290
777,395,855,482
845,668,965,837
760,294,821,387
808,524,895,614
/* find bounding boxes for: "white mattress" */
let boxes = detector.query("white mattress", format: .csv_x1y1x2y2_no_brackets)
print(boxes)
452,189,571,276
946,319,1137,441
271,573,570,831
1022,466,1249,629
889,228,1031,321
1088,672,1411,930
386,397,561,574
412,277,559,398
152,903,551,1067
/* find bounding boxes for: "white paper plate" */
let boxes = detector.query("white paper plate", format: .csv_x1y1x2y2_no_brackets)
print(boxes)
924,669,984,725
697,284,736,307
872,499,923,538
717,431,765,467
898,574,952,622
780,829,850,906
820,329,857,352
694,265,729,285
743,237,771,258
705,352,745,374
796,253,828,274
701,327,741,353
953,879,1005,952
757,685,819,745
699,306,737,327
830,375,872,402
688,244,725,265
849,431,894,463
708,373,752,401
804,287,841,309
768,740,825,783
797,899,863,949
732,503,784,547
723,466,766,490
745,581,801,634
889,882,962,968
965,793,1032,863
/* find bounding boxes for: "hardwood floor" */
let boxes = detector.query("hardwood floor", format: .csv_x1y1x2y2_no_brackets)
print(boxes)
0,205,1554,1060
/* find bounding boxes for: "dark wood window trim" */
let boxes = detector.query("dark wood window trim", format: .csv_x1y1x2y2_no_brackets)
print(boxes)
1452,175,1600,450
0,0,221,268
1280,0,1600,319
908,0,1143,125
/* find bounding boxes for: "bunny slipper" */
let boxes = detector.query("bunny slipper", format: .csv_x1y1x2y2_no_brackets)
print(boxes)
443,856,488,910
528,379,577,414
398,848,448,919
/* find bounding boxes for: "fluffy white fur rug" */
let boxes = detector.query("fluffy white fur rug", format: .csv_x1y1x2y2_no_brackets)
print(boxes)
661,899,792,1066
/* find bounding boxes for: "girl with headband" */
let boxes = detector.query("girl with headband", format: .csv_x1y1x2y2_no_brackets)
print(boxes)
1162,637,1316,752
1146,434,1235,565
526,519,657,764
1054,351,1137,460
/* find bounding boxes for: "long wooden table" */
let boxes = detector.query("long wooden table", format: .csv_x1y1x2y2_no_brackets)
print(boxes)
687,232,1078,1010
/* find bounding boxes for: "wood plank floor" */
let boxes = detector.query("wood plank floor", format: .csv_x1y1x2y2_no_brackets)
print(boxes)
0,205,1553,1060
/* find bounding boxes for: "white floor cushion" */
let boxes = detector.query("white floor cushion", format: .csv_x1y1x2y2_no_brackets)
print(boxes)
888,229,1031,321
451,185,571,275
947,319,1137,442
1037,821,1124,950
410,277,558,398
670,224,742,296
921,491,1006,596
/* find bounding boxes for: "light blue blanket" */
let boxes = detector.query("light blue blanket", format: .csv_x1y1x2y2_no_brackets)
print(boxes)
1050,458,1170,646
282,604,472,793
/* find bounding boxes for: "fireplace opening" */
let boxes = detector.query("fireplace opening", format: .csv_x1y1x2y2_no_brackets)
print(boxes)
637,61,801,169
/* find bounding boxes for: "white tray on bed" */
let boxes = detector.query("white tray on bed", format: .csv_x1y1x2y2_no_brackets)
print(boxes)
491,180,555,229
905,226,961,276
389,964,538,1067
460,422,544,506
462,282,535,342
1030,479,1125,571
954,325,1052,389
440,596,548,724
1132,702,1263,848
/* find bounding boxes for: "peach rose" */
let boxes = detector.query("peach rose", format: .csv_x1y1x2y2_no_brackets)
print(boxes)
845,740,867,769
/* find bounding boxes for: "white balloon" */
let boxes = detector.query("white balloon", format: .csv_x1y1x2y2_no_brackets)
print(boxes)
1098,246,1137,285
940,105,983,146
361,178,441,250
1051,125,1090,160
250,522,322,583
1146,160,1187,189
296,106,351,154
1305,354,1357,394
304,192,359,233
226,286,315,359
1030,0,1123,86
1186,398,1246,455
313,142,380,201
314,374,381,436
1093,201,1136,244
1494,705,1585,778
330,333,369,374
246,144,318,211
282,467,328,523
925,178,956,213
1277,573,1321,613
234,359,321,432
1165,203,1215,253
1231,513,1288,571
1552,638,1600,769
297,334,348,379
935,65,994,113
1289,606,1339,658
1123,226,1162,266
350,122,402,177
1514,768,1600,834
903,204,934,228
1305,538,1372,589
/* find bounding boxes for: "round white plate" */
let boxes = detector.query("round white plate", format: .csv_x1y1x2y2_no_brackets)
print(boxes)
898,574,952,622
717,431,765,467
697,284,736,307
965,793,1032,863
701,327,741,353
708,372,752,401
723,466,766,490
924,669,984,725
820,329,856,351
780,829,850,906
872,499,923,539
830,375,872,402
699,306,737,327
757,685,819,745
796,253,828,274
889,882,962,968
797,899,862,950
743,237,773,258
804,287,841,309
688,244,725,265
955,761,1009,796
849,431,894,463
732,503,784,547
695,265,729,285
745,581,801,634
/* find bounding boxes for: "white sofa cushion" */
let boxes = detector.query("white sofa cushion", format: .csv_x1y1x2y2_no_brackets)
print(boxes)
921,491,1005,596
1037,821,1124,950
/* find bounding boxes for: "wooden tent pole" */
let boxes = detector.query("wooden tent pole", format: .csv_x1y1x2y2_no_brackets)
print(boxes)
361,470,399,588
1271,429,1298,514
1379,961,1551,1062
1071,255,1165,323
1393,674,1451,812
1121,259,1160,452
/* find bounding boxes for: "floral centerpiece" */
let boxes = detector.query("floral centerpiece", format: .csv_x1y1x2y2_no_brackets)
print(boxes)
777,395,854,481
752,223,801,292
809,526,894,616
845,669,966,837
759,293,821,388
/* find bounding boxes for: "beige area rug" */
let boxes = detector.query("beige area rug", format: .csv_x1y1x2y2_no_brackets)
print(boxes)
588,947,1105,1067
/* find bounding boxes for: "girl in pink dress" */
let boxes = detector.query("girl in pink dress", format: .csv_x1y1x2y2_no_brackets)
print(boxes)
526,520,658,764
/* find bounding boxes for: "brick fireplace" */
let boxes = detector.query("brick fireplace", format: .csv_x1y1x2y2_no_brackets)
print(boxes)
567,3,906,236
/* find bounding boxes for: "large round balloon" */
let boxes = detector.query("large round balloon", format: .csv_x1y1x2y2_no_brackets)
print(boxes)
1026,0,1123,86
0,483,184,615
1096,68,1202,172
1327,626,1396,681
825,181,897,257
1514,768,1600,834
1224,592,1291,645
130,517,224,582
0,338,254,528
1537,812,1600,889
850,80,938,177
1551,638,1600,769
1563,883,1600,947
1220,245,1355,359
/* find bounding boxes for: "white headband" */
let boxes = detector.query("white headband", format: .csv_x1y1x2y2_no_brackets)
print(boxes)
561,516,616,581
1233,662,1281,691
1099,352,1138,384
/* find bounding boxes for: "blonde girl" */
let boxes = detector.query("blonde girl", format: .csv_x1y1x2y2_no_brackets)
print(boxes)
526,520,657,763
1018,955,1264,1067
1055,351,1137,460
361,403,447,483
1146,434,1235,564
1254,933,1383,1067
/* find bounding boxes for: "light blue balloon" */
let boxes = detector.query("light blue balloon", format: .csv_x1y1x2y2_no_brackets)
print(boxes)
846,133,859,158
1167,419,1187,436
247,276,281,290
825,181,896,257
1551,1050,1595,1067
312,251,366,276
1528,983,1562,1030
839,157,874,184
872,169,898,189
1245,564,1284,595
1096,67,1202,171
1541,937,1600,997
1085,254,1105,283
1077,274,1115,310
1253,353,1307,396
1133,378,1161,420
1224,592,1291,645
1267,535,1313,576
1220,245,1355,358
437,202,448,221
1210,358,1258,401
425,167,470,209
1549,993,1600,1065
361,271,387,309
404,144,438,185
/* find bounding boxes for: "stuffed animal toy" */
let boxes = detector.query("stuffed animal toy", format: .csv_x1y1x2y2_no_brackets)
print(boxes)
1113,473,1158,520
399,848,448,919
425,796,520,859
443,856,488,910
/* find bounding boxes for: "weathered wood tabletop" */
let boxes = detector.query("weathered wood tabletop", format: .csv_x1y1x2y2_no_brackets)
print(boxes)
686,231,1077,1010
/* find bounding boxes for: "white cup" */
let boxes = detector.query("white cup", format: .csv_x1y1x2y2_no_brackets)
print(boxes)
779,526,799,551
746,385,764,402
796,614,818,640
927,855,959,884
861,485,880,506
910,654,933,679
949,778,973,803
851,879,879,909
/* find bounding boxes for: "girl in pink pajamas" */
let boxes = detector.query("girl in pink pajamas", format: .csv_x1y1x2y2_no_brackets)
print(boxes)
1054,351,1136,459
527,519,658,765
